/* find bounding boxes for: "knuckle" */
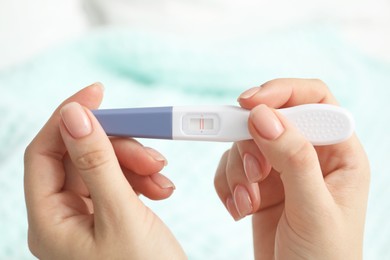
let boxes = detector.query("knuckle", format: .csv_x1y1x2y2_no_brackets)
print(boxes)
311,78,328,87
214,172,224,191
214,150,230,189
24,143,34,164
213,172,224,192
283,141,317,172
311,78,331,93
75,149,112,172
311,78,328,89
308,78,338,104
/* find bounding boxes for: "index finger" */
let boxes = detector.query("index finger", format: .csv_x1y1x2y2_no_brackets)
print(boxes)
237,78,338,109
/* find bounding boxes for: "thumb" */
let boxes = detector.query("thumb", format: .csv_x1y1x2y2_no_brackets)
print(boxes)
59,102,142,227
248,104,330,207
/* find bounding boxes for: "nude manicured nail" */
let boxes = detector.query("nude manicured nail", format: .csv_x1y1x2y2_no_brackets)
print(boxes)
243,153,262,183
150,173,175,189
144,147,168,166
233,185,253,218
237,87,260,101
60,102,92,138
226,196,241,221
251,105,284,140
89,82,105,91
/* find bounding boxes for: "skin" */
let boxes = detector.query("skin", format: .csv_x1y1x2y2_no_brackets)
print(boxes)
24,79,370,259
24,83,186,260
214,78,370,259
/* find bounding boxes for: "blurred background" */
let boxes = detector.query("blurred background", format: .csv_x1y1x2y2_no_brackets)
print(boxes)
0,0,389,259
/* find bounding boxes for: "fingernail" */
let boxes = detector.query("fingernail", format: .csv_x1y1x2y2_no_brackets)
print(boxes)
150,173,175,189
251,104,284,140
237,87,260,101
233,185,253,218
90,82,105,92
243,153,262,183
144,147,168,166
60,102,92,138
226,196,241,221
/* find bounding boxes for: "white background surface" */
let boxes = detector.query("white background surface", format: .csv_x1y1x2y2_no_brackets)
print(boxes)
1,0,390,70
0,1,389,259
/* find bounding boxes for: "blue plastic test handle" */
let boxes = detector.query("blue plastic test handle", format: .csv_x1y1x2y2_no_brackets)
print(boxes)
92,107,173,139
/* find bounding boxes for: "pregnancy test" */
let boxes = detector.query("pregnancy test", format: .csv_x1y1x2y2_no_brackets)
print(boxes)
92,104,354,145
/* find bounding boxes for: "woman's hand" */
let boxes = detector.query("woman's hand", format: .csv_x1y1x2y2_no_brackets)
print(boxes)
214,79,370,259
24,83,186,259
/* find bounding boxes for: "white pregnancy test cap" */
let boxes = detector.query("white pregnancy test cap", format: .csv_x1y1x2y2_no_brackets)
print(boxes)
278,104,355,145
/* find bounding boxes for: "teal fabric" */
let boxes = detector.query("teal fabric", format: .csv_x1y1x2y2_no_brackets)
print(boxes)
1,25,389,259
